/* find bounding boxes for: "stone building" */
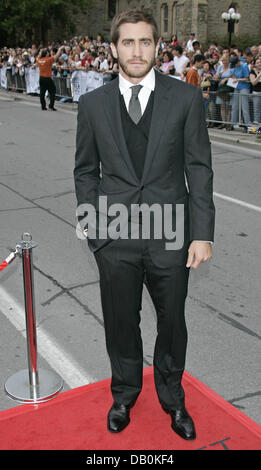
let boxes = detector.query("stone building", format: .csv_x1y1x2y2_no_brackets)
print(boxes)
74,0,261,46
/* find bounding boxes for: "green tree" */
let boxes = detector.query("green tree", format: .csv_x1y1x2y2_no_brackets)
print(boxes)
0,0,93,47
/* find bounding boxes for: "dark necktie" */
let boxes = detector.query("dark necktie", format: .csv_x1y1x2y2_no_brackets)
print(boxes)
128,85,143,124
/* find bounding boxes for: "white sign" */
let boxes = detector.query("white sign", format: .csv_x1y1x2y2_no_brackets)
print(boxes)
71,70,104,102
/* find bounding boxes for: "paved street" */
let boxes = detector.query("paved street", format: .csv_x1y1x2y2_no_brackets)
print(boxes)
0,93,260,426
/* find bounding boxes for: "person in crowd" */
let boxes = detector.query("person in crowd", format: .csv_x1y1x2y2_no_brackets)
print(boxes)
213,54,234,130
200,60,214,117
13,52,25,92
172,45,189,80
153,56,162,72
241,47,254,71
36,46,63,110
186,32,196,52
251,46,259,60
97,50,110,83
205,42,219,60
230,55,252,129
57,55,70,76
91,51,100,70
70,53,84,71
96,34,103,48
170,34,179,47
186,54,205,87
81,49,92,68
6,48,17,90
98,50,109,72
249,56,261,124
160,50,174,75
191,40,202,55
221,47,230,58
103,51,119,82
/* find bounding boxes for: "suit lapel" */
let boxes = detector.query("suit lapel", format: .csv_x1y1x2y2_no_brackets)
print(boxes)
103,77,139,184
141,71,172,185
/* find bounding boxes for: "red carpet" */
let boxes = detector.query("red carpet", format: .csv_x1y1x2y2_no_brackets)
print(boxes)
0,367,260,450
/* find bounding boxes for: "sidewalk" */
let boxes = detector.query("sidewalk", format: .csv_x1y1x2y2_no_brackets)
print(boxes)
1,89,260,152
208,126,261,152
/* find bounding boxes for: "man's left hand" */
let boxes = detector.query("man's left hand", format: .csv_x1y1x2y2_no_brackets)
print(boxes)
186,241,213,269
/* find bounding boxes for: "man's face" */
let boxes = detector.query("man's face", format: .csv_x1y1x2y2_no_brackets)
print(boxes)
244,54,253,64
196,60,204,70
111,21,157,83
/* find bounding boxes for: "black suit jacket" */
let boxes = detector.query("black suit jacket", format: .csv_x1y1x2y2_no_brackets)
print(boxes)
74,70,215,257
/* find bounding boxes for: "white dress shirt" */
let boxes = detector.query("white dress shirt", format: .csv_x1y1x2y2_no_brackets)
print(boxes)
119,67,155,114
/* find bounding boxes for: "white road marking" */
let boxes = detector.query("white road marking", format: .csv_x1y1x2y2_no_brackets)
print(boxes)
0,285,95,388
214,192,261,213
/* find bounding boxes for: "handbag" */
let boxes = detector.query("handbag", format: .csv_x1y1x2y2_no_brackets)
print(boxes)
217,82,234,99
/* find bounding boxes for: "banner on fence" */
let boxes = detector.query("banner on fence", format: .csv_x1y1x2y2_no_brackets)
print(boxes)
24,67,40,94
0,67,104,99
0,66,7,89
71,70,104,101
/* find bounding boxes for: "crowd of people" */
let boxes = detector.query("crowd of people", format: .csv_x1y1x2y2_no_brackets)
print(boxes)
1,31,261,126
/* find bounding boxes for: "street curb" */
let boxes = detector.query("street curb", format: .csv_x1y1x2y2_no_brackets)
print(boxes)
1,90,260,151
209,131,261,152
0,90,78,112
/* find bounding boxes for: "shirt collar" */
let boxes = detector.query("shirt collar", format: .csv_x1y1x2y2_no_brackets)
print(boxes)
119,67,155,95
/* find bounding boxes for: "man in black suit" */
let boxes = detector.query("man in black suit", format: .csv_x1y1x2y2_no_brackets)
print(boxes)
74,9,215,441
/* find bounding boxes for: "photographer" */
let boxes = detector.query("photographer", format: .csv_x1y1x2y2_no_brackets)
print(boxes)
36,46,63,110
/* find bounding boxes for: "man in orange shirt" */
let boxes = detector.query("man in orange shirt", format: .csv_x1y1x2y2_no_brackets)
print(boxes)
36,47,62,110
186,54,205,87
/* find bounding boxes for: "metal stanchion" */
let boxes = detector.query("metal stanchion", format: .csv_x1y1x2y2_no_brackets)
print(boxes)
4,233,63,403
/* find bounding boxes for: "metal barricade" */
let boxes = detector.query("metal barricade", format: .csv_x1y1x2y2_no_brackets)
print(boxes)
205,91,261,128
1,66,260,128
53,75,72,100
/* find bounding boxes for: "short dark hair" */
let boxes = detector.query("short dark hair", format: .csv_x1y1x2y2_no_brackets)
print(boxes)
163,51,173,62
110,9,158,45
203,60,211,69
174,45,183,55
193,54,205,63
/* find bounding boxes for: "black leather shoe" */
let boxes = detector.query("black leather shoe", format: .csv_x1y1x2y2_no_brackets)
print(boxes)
107,402,130,433
165,407,196,440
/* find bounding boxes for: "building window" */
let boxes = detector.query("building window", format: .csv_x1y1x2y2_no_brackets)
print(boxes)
172,2,177,36
163,4,169,33
108,0,116,19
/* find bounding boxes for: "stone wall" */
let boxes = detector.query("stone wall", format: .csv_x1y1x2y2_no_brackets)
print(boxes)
207,0,261,42
52,0,261,45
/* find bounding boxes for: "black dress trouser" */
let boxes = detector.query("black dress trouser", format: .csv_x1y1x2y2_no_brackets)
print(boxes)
39,76,56,109
94,236,190,411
